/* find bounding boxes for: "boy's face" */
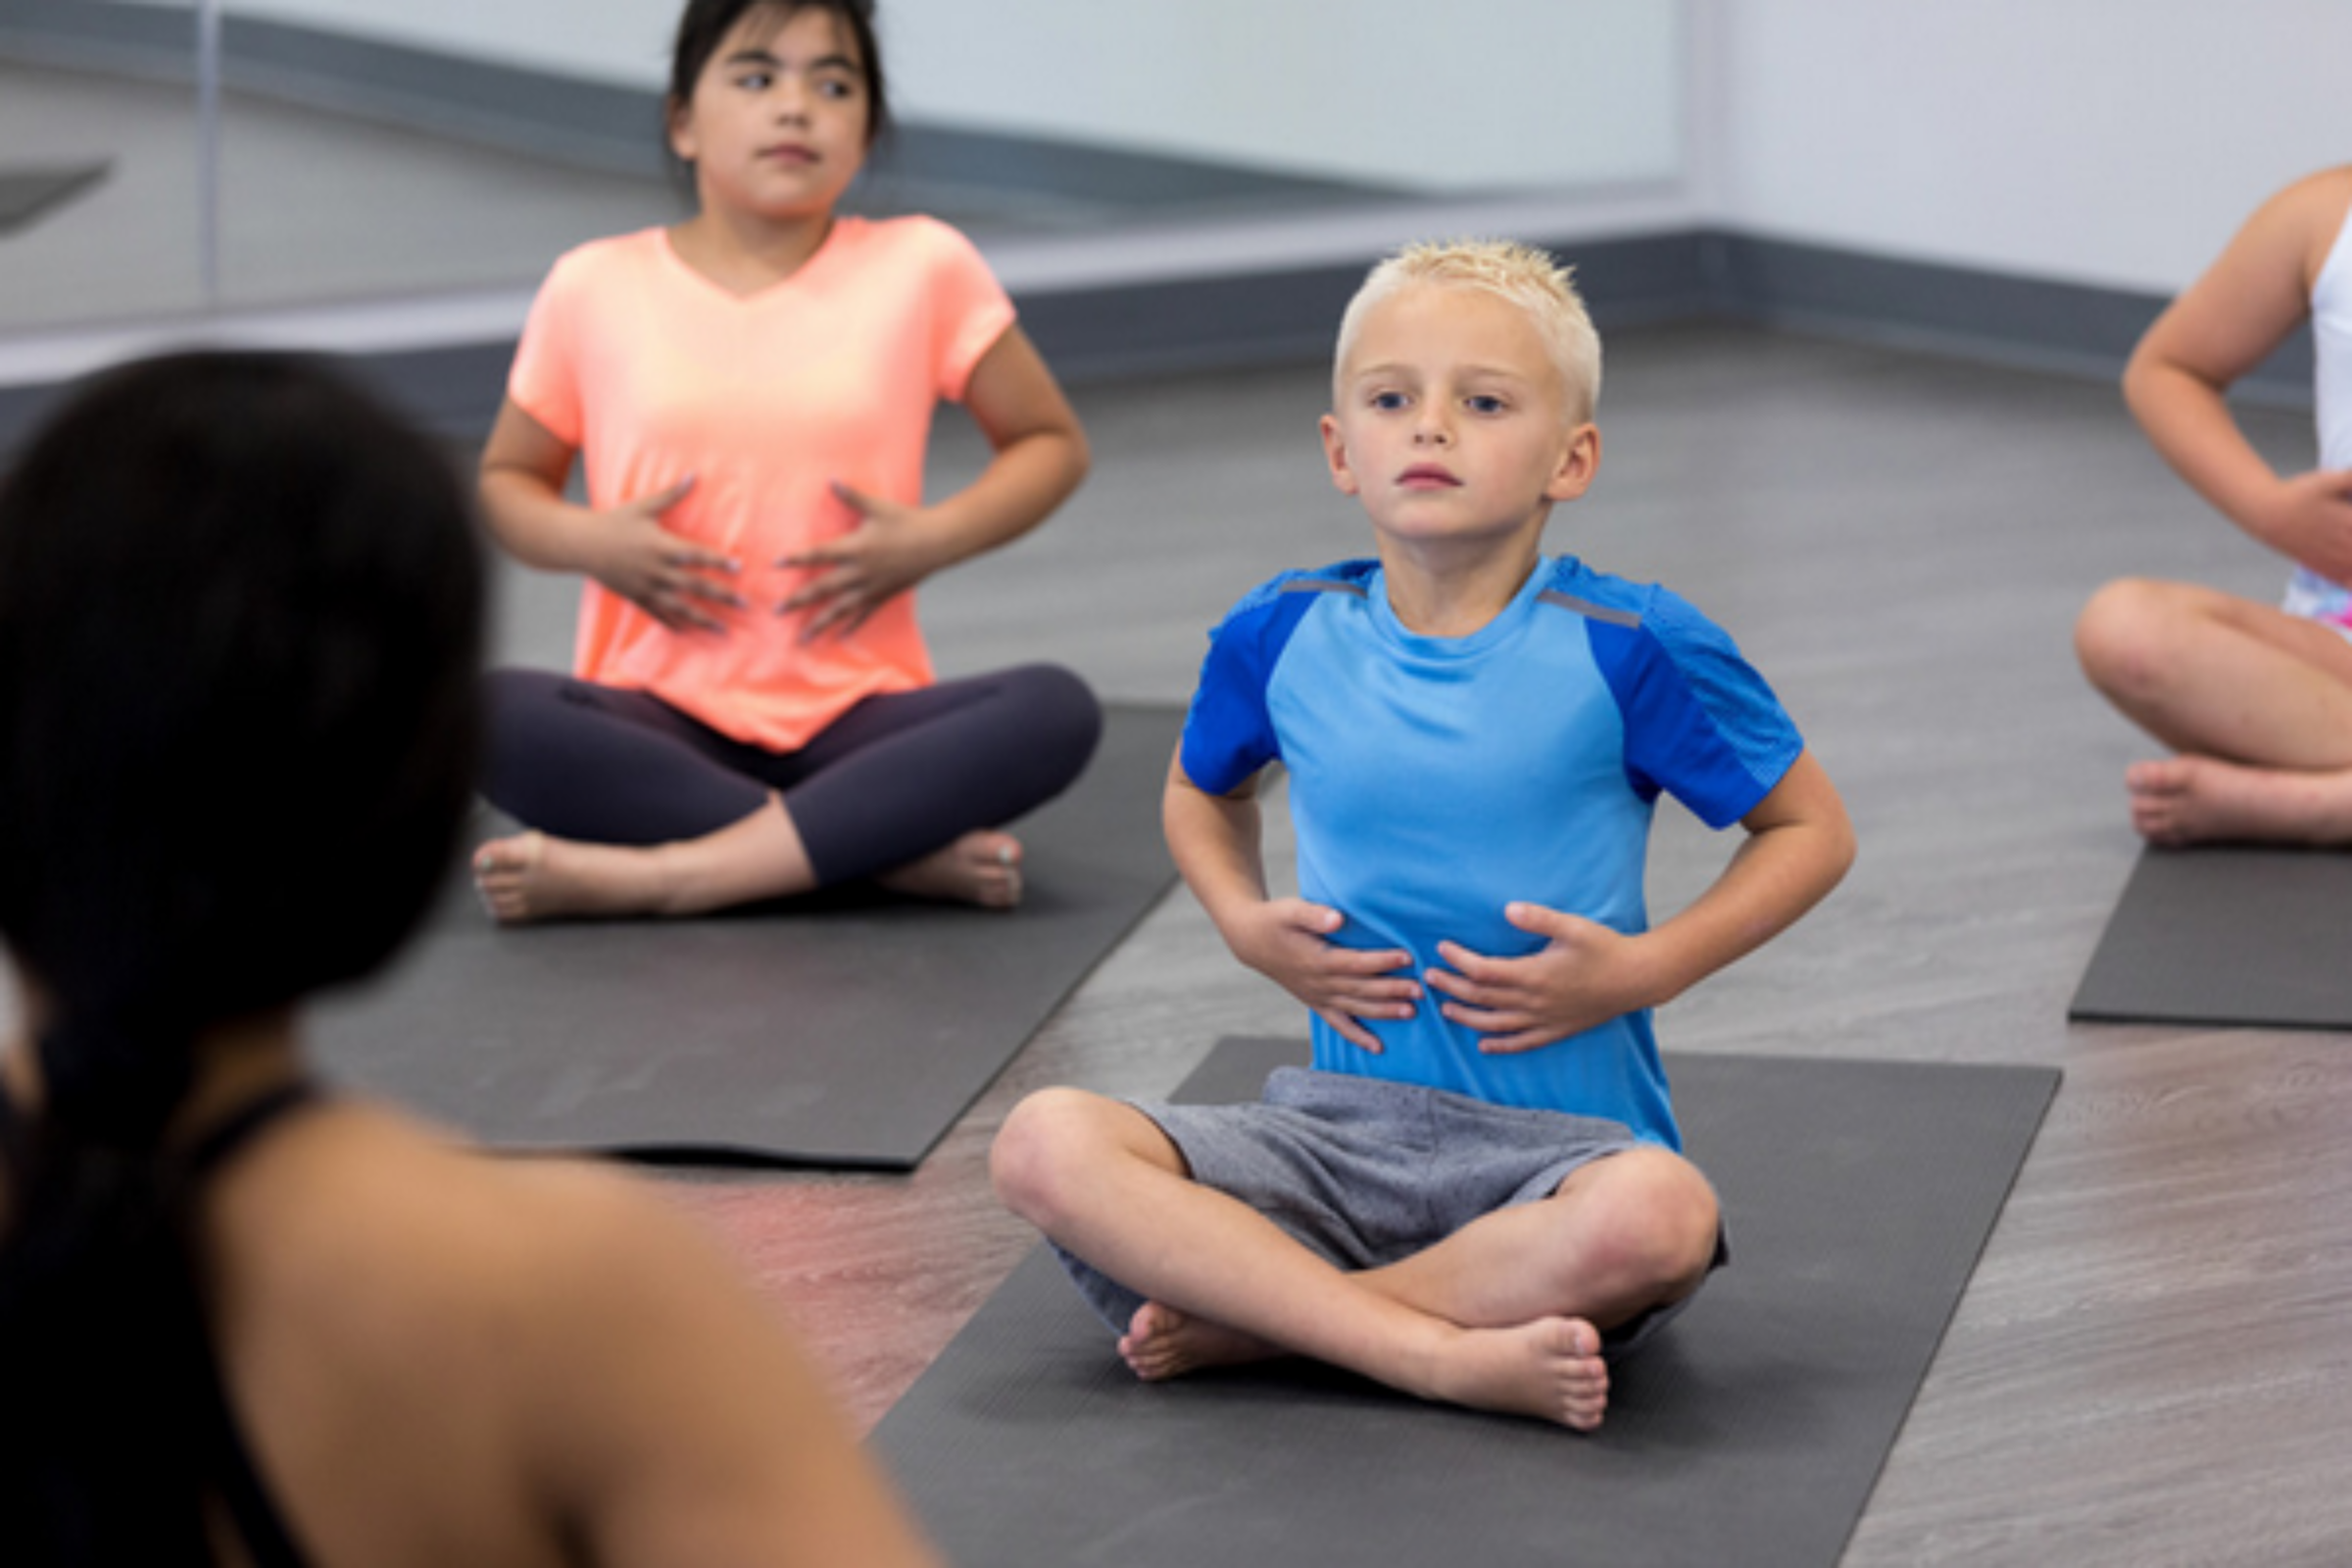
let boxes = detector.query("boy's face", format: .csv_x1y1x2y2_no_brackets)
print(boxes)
1320,283,1599,554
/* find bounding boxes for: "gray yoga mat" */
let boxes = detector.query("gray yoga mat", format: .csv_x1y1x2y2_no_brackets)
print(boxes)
2070,845,2352,1030
311,704,1181,1168
873,1036,2058,1568
0,164,109,236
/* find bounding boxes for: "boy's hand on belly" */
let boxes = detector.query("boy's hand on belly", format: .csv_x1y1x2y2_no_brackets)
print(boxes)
1429,903,1657,1054
1225,898,1420,1054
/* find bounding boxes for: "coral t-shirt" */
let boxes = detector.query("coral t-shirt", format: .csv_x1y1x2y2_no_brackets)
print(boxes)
507,216,1017,750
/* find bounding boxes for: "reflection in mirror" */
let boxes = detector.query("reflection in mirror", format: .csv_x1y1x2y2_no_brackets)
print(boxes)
0,0,1681,333
0,39,207,336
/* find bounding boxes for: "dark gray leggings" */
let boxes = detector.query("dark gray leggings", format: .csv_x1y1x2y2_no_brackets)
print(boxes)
479,663,1102,888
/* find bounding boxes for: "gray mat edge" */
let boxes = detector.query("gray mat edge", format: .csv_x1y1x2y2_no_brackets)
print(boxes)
2067,846,2352,1032
873,1036,2063,1567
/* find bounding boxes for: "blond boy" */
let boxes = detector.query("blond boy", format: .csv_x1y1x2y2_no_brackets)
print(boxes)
993,240,1854,1431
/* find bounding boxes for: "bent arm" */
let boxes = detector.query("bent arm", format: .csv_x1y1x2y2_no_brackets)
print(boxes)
923,323,1090,566
1164,750,1420,1050
2125,169,2351,554
1636,750,1854,1009
1162,747,1274,935
478,399,742,630
478,398,597,572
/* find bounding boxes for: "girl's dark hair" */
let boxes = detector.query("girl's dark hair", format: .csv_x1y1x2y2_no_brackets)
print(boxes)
0,351,483,1561
668,0,889,147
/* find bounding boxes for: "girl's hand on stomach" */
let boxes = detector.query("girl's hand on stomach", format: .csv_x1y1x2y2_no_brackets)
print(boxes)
585,475,745,633
2258,466,2352,583
775,482,952,639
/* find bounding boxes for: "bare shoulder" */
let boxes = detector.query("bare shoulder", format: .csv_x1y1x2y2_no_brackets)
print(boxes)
213,1099,941,1566
219,1098,753,1332
2239,167,2352,284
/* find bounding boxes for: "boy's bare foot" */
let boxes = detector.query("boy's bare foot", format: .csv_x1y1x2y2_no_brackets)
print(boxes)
1424,1317,1611,1432
2127,756,2352,847
1119,1301,1610,1431
472,831,667,924
875,830,1023,908
1118,1300,1283,1381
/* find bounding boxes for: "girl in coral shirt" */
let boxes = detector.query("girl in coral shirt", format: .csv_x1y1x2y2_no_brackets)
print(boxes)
474,0,1098,921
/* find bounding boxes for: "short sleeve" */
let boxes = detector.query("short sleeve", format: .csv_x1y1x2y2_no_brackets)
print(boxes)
918,220,1017,403
1178,576,1322,795
507,250,589,447
1592,586,1804,828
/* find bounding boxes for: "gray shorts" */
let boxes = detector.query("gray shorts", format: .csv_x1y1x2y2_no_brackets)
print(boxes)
1051,1066,1724,1360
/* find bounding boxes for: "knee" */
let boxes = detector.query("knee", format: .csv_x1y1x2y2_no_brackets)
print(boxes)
1009,663,1103,780
1578,1150,1722,1299
991,1087,1115,1229
2075,577,2183,700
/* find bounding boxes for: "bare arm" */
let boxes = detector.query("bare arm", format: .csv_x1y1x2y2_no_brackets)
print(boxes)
2125,167,2352,579
781,324,1091,636
477,399,745,632
1163,748,1420,1052
1429,750,1855,1053
523,1173,941,1568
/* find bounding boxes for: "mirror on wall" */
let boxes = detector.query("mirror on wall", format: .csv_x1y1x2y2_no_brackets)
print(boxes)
0,0,1683,339
1,0,209,337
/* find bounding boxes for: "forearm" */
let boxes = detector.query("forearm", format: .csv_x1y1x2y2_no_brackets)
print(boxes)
2124,353,2292,549
1641,830,1843,1004
1162,764,1272,942
1639,756,1854,1006
915,425,1089,571
479,467,606,574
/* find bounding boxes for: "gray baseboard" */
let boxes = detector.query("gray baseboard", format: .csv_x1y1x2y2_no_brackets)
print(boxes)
0,6,2314,441
0,228,2314,455
1706,232,2311,406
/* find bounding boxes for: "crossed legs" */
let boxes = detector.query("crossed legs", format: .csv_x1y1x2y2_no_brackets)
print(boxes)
471,664,1101,920
990,1087,1720,1432
2076,577,2352,845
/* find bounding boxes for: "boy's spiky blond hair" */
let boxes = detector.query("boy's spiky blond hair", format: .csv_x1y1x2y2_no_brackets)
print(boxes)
1333,238,1603,421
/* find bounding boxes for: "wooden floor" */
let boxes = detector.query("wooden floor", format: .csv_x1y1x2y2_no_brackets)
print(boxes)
530,323,2349,1567
14,45,2347,1566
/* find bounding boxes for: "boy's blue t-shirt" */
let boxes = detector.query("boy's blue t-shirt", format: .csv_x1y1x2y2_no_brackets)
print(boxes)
1179,556,1805,1150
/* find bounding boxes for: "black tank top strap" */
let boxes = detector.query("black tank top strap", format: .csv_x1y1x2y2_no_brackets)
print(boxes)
181,1079,321,1177
200,1364,314,1568
182,1077,325,1568
0,1074,26,1174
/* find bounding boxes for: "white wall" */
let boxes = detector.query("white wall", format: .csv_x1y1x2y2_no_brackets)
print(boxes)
1703,0,2352,294
94,0,2352,296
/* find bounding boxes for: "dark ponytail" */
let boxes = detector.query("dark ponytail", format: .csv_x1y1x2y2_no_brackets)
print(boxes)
0,352,485,1562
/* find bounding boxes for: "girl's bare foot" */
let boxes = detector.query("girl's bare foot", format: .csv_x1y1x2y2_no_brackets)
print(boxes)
472,831,668,924
2127,756,2352,847
1423,1316,1611,1432
1118,1300,1283,1381
875,830,1023,908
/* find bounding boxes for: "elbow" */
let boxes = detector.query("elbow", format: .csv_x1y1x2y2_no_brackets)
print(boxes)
1061,421,1094,495
1826,810,1859,892
2119,348,2156,421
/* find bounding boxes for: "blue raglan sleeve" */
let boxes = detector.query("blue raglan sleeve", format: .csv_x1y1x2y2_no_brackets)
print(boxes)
1592,584,1805,828
1177,573,1322,795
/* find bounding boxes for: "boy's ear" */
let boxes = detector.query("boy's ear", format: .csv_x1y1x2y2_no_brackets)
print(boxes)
1319,414,1361,496
1544,422,1601,503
